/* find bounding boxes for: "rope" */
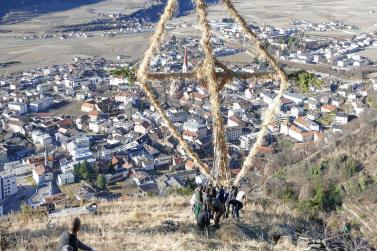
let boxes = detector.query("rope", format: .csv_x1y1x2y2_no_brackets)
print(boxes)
135,0,290,188
222,0,290,186
136,0,215,184
194,0,230,186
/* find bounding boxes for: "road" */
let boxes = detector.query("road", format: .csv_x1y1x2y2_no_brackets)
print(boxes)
3,184,35,214
49,206,91,218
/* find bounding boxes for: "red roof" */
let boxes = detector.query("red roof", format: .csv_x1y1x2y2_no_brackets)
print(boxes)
321,105,336,112
28,156,45,164
56,118,73,128
88,110,99,117
185,160,195,169
44,193,67,203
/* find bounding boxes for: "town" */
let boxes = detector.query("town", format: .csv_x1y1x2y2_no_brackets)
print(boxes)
0,17,376,218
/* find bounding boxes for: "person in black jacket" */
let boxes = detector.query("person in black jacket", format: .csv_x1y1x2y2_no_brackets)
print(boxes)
57,217,95,251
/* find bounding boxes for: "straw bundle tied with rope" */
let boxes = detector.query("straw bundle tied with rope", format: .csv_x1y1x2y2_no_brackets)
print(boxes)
136,0,289,187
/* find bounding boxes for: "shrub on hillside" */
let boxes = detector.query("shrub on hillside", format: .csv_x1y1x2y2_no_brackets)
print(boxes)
298,181,342,219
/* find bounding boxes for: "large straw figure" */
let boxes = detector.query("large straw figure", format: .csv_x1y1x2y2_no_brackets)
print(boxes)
137,0,289,187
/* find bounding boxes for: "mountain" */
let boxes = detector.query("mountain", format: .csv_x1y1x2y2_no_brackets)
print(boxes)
0,0,105,24
0,0,219,25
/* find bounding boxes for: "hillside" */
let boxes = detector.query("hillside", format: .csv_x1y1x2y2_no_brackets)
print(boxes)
0,195,338,251
259,100,377,247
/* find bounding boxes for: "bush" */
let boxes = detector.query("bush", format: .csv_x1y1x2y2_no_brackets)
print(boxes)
297,181,342,219
272,169,287,180
279,186,296,202
308,161,328,180
168,187,195,196
332,155,361,178
96,174,106,190
294,71,324,93
110,67,136,85
19,203,47,222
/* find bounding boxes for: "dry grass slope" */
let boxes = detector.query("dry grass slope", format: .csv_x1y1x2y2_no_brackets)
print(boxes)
0,196,300,251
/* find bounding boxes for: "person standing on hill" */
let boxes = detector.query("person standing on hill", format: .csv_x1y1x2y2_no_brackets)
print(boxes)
229,189,246,221
193,185,204,218
57,217,95,251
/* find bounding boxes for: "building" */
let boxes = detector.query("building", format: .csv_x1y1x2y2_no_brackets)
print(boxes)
282,92,306,105
183,120,207,141
110,76,128,87
335,112,349,125
57,172,75,186
8,102,28,114
0,171,17,200
0,145,8,165
225,126,242,141
7,121,25,134
32,165,53,184
131,170,153,186
294,117,320,132
67,136,93,162
287,125,314,142
141,159,155,170
167,109,188,123
30,97,54,112
81,101,96,113
240,134,256,149
33,133,52,147
134,120,152,134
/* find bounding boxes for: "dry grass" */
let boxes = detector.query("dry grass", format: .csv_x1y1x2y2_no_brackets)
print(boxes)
0,196,302,251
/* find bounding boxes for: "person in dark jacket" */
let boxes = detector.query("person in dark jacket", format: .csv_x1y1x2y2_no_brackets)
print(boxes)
57,217,95,251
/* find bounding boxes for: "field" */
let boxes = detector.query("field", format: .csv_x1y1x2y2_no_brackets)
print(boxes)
1,0,377,74
107,178,138,196
59,183,83,199
47,100,86,117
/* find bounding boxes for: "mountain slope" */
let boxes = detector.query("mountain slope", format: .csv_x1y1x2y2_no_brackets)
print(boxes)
0,196,319,251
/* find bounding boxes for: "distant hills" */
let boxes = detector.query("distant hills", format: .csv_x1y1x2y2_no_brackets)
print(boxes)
0,0,219,25
0,0,105,24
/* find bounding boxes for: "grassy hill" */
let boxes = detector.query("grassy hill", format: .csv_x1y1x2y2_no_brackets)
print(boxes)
0,196,306,251
260,102,377,248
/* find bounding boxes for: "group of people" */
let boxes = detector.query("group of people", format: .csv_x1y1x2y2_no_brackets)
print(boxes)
190,184,246,230
56,186,245,250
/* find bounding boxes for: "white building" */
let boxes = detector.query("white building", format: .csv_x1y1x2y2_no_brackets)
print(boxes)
0,171,17,200
240,134,256,149
294,117,320,132
32,165,53,184
154,156,171,167
58,172,75,186
67,137,93,162
33,133,52,147
290,106,304,117
282,92,306,105
8,102,28,114
183,120,207,141
30,97,54,112
335,112,348,125
110,76,128,86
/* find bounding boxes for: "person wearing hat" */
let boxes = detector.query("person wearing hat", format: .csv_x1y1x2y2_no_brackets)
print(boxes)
57,217,95,251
